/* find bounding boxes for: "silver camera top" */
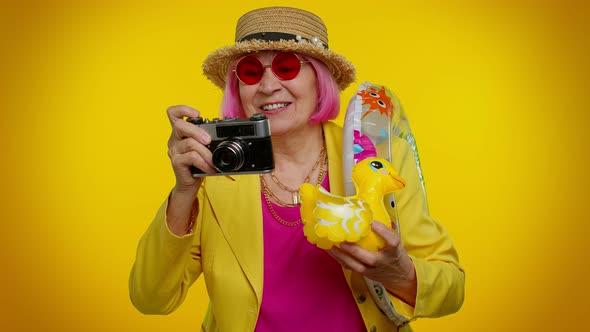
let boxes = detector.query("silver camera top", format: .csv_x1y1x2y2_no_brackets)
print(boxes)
187,113,271,141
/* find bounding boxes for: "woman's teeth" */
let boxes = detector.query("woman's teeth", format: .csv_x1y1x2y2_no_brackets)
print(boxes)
262,103,289,111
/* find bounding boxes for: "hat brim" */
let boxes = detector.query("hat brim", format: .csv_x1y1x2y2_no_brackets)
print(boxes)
202,39,356,91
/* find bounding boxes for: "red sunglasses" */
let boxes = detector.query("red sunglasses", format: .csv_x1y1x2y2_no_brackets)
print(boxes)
234,52,309,85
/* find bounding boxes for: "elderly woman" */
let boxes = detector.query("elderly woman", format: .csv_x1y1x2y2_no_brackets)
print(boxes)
129,6,464,332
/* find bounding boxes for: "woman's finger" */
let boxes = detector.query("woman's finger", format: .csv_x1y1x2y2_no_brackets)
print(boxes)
170,117,212,145
166,105,200,126
169,137,213,160
328,247,369,273
171,150,216,177
371,221,400,248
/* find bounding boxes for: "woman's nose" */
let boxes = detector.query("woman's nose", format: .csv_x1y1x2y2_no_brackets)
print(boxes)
257,66,281,95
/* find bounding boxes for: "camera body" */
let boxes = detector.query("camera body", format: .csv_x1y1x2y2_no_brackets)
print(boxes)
187,113,274,177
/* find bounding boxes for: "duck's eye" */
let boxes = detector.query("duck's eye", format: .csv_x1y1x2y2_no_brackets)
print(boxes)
370,161,384,170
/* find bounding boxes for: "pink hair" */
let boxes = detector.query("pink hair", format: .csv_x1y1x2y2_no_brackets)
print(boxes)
219,55,340,123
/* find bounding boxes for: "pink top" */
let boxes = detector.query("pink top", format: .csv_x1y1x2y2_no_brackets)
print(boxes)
254,173,366,332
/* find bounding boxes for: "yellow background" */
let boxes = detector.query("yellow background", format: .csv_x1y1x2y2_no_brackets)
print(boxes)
1,0,589,331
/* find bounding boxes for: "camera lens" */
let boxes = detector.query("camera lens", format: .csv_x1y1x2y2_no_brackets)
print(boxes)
212,139,248,172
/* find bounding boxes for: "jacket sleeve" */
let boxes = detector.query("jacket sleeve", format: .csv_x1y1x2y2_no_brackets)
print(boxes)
387,136,465,320
128,189,205,314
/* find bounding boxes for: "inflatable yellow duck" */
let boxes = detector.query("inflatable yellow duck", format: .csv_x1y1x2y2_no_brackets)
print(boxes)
300,157,406,251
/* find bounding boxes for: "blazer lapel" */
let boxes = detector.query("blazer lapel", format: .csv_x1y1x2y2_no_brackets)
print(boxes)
205,175,264,303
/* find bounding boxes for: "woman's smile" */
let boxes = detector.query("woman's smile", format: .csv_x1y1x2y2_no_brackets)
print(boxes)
260,102,292,113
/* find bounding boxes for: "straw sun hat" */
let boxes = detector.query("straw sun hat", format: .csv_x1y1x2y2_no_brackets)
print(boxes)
202,6,356,91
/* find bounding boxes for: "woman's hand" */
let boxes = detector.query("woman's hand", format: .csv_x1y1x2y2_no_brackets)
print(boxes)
328,221,417,306
167,105,216,191
165,105,216,236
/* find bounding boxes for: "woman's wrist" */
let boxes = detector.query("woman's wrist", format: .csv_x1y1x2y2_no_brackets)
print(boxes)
166,184,200,236
384,255,418,307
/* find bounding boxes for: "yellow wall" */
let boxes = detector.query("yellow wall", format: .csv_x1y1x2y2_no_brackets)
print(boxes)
1,0,588,331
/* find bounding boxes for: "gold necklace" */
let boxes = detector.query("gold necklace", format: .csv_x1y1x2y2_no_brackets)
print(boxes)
267,141,327,205
262,189,302,227
261,151,328,227
261,175,297,207
270,144,327,192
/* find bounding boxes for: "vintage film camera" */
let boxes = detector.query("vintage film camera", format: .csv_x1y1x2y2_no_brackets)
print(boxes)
186,113,274,177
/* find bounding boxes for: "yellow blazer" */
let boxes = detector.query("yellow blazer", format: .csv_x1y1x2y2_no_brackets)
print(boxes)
129,122,465,332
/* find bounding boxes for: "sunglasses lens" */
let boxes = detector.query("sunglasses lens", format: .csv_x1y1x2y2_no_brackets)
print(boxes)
272,52,301,80
236,56,264,84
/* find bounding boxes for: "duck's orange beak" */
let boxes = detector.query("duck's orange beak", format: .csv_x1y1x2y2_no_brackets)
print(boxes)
391,172,406,190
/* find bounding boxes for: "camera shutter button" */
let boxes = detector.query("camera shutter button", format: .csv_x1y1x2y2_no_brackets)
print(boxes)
250,113,266,121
